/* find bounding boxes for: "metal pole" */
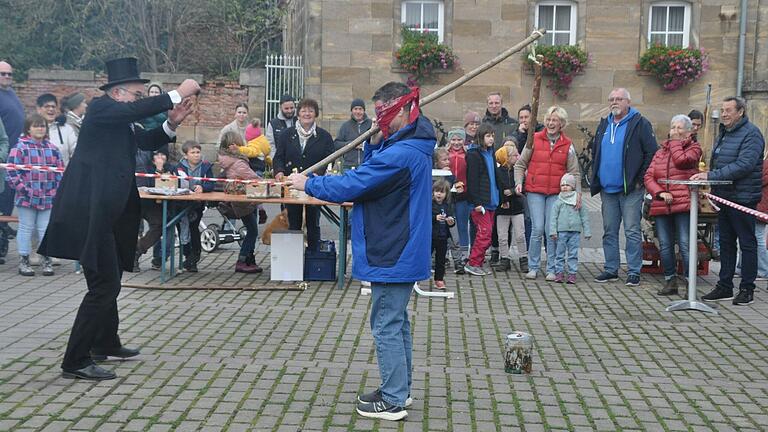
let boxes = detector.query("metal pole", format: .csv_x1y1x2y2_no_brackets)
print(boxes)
737,0,748,96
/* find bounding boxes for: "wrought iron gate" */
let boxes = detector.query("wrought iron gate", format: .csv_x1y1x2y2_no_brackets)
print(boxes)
264,55,304,125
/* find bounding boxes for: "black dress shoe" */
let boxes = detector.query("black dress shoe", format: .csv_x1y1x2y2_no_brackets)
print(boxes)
91,346,140,361
62,364,117,381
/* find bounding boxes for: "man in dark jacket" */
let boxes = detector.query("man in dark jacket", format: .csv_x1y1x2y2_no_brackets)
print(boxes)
265,93,296,157
590,88,657,286
482,92,519,152
288,82,431,421
39,57,200,381
692,96,765,305
0,61,24,250
334,98,373,170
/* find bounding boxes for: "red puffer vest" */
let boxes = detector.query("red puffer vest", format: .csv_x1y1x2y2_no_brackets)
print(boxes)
524,129,572,195
643,138,702,216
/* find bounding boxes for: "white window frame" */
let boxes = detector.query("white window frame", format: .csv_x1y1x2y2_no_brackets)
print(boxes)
648,1,691,47
534,1,578,46
401,1,445,43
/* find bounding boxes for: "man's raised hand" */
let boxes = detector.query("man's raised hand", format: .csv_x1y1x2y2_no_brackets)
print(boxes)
177,79,201,98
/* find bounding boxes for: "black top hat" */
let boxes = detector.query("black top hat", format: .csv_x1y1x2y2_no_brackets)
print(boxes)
99,57,149,91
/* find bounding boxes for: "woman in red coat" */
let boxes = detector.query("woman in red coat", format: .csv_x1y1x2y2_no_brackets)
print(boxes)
644,114,702,296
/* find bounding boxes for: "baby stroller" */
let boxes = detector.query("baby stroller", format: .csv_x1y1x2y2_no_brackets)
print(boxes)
199,204,248,252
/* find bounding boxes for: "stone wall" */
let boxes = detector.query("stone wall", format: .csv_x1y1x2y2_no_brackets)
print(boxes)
12,69,265,161
283,0,768,151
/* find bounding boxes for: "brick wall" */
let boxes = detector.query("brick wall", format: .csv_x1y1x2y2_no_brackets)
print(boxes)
11,69,262,160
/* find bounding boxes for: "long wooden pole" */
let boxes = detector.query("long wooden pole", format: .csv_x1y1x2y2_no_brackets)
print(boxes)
525,54,544,150
301,29,546,175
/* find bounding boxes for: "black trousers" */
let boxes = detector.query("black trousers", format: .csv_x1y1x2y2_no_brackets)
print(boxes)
62,234,123,370
137,200,164,254
0,181,15,216
432,237,448,281
186,205,204,262
718,203,758,292
286,204,321,250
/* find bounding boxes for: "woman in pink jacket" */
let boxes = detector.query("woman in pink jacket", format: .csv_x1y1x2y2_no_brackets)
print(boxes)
217,131,263,273
643,114,702,296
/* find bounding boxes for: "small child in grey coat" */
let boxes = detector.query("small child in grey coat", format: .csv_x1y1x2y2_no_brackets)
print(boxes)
548,173,591,284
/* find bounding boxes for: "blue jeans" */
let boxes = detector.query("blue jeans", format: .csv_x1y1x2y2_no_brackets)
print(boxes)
526,193,557,274
554,231,580,274
523,198,532,248
600,188,644,276
17,206,50,256
654,213,689,279
370,282,413,407
454,200,472,252
239,212,258,257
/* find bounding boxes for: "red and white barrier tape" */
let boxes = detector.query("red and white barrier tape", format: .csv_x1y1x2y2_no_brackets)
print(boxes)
0,162,64,173
703,193,768,223
0,162,286,185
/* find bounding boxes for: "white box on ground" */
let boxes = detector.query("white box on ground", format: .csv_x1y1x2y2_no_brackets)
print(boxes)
270,230,305,281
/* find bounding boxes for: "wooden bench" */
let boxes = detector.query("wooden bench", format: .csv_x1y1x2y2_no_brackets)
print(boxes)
0,216,18,223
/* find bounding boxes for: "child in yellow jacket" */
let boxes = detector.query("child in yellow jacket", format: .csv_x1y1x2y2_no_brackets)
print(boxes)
241,119,271,174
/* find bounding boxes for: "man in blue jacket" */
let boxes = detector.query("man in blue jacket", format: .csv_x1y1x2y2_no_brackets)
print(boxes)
590,88,657,286
692,96,765,306
288,82,432,421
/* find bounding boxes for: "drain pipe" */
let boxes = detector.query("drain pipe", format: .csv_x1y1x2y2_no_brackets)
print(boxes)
737,0,748,97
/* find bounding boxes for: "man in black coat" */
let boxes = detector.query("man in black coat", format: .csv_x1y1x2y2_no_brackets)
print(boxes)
39,57,200,380
273,98,334,250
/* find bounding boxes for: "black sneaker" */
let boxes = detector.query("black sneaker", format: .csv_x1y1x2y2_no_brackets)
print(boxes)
356,400,407,421
594,271,619,283
733,289,754,306
357,388,413,407
490,250,500,265
625,274,640,286
701,285,734,302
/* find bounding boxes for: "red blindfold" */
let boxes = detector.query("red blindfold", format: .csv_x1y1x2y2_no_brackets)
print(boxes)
374,87,420,139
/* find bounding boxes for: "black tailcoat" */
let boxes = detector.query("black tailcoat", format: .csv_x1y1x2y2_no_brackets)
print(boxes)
39,93,174,272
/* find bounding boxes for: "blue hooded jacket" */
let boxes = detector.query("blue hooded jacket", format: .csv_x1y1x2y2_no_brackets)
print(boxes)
305,115,435,283
591,107,657,195
597,108,637,193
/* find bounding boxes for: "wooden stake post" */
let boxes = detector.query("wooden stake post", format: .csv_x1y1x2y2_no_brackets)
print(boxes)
300,29,547,175
525,54,544,150
699,84,717,215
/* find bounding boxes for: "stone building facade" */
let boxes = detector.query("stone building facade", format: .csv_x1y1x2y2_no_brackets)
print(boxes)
281,0,768,151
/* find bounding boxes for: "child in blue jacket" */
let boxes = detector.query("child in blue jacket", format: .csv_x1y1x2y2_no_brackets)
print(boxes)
175,140,215,272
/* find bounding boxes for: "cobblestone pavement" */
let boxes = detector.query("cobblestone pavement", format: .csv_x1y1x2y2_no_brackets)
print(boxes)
1,198,767,431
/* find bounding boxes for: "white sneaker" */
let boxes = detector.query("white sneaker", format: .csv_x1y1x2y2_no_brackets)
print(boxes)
545,272,557,281
525,270,537,279
360,280,371,287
